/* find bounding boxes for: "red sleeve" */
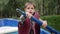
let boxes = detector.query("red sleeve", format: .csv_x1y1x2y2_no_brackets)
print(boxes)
34,12,40,19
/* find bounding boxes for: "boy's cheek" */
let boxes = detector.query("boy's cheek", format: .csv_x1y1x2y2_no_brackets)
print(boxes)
32,10,35,13
25,10,29,12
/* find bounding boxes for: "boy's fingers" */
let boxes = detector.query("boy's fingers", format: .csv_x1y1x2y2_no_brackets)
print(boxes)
42,21,47,28
26,12,33,18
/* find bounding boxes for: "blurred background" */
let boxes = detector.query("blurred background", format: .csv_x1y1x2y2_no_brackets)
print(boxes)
0,0,60,33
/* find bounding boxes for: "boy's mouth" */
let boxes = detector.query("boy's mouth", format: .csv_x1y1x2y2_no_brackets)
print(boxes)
29,12,32,13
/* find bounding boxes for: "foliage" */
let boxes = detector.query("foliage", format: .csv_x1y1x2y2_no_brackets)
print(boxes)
41,15,60,31
0,0,60,18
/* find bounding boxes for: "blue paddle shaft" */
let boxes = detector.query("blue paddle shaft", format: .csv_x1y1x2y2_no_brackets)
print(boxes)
16,8,58,34
31,17,58,34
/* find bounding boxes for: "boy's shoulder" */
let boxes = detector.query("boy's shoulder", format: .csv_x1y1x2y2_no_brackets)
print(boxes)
35,11,39,15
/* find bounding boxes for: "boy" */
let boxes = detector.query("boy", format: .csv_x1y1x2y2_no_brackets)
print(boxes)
18,2,47,34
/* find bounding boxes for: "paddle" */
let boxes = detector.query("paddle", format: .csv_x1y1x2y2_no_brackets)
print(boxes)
16,8,60,34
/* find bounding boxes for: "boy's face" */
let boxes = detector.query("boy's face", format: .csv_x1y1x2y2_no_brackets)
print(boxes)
25,4,35,14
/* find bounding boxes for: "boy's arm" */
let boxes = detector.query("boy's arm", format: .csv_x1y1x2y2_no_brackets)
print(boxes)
20,15,24,20
25,12,47,27
20,15,26,21
39,18,47,28
20,15,25,24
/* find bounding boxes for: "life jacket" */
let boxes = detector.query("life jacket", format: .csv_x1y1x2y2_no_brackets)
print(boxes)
18,12,40,34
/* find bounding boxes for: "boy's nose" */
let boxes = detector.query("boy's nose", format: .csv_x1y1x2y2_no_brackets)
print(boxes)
30,10,32,12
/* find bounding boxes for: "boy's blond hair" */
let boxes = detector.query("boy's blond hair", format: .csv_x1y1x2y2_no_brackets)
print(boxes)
25,1,36,8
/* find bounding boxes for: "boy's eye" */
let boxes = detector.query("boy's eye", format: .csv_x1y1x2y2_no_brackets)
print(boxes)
27,7,34,9
31,8,34,9
27,8,30,9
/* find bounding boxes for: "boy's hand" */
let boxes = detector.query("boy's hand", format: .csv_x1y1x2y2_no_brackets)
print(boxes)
26,12,47,28
26,12,33,18
42,21,47,28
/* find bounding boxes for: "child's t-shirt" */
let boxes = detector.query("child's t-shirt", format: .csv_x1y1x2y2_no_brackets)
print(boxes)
19,11,40,34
